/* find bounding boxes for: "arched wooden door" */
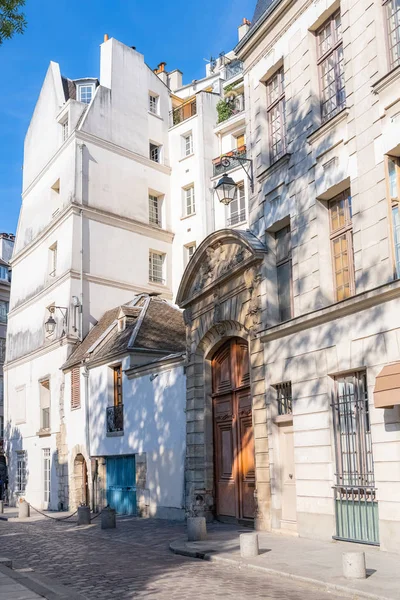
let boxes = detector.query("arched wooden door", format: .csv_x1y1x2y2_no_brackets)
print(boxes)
212,338,255,523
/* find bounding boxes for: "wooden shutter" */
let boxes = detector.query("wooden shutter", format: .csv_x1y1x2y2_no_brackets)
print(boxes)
71,367,81,409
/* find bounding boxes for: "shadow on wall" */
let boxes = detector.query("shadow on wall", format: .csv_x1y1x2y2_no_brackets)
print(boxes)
89,366,186,514
4,422,25,507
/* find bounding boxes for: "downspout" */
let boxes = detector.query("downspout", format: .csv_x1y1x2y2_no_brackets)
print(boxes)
79,142,85,342
82,365,93,509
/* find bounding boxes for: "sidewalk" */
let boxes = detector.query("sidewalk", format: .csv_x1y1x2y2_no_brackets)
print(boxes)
0,505,77,522
170,525,400,600
0,563,42,600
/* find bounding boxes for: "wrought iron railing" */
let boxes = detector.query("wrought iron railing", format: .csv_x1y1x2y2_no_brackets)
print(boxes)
170,99,197,127
107,404,124,433
213,147,247,178
225,60,244,80
227,209,246,227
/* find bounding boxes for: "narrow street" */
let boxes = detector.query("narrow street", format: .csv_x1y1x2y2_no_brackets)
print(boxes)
0,517,341,600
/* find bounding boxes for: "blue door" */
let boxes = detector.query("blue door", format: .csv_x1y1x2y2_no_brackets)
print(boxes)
106,456,136,515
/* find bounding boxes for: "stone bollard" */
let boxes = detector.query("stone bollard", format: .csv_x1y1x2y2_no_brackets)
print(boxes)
18,500,30,519
77,505,91,526
342,552,367,579
101,507,116,530
240,533,259,558
187,516,207,541
0,500,4,514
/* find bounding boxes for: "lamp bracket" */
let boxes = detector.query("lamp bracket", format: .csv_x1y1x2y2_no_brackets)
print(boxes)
220,153,254,192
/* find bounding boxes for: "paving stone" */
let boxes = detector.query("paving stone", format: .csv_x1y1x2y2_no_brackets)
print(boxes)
0,517,342,599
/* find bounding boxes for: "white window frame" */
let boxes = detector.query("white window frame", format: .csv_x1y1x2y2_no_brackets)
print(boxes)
49,243,57,278
61,119,69,142
149,194,162,227
149,251,165,285
182,132,193,157
227,182,246,227
150,143,161,163
149,93,159,115
16,451,26,495
185,243,196,266
43,448,51,506
77,83,95,104
183,185,195,217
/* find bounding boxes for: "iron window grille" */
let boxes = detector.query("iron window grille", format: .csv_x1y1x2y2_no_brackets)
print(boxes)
384,0,400,69
149,195,161,227
329,190,355,301
107,404,124,433
275,225,293,322
266,68,286,163
331,371,379,545
149,251,165,284
317,11,346,123
387,157,400,278
276,382,293,415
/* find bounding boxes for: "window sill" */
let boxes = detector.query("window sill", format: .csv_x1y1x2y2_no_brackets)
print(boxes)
274,414,293,424
179,153,194,163
148,111,164,121
180,213,196,221
372,64,400,95
71,406,81,411
148,280,166,287
106,431,124,437
257,152,291,183
307,107,349,145
37,429,51,438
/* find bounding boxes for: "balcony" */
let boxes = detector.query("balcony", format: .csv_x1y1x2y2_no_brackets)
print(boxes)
107,404,124,433
225,60,243,81
170,99,197,127
216,93,245,125
227,209,246,227
213,146,247,178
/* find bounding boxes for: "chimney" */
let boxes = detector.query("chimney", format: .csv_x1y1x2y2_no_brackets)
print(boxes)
238,18,251,41
168,69,183,92
155,62,168,84
104,33,109,42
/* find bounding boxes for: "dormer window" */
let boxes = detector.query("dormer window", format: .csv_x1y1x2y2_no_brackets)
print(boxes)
77,84,95,104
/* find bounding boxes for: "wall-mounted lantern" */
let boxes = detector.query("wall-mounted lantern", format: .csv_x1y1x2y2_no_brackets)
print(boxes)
44,305,68,338
214,153,254,206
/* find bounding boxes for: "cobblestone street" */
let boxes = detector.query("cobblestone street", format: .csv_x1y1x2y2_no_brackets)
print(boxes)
0,516,342,600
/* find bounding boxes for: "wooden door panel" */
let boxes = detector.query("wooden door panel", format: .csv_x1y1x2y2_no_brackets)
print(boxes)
213,346,233,395
236,342,250,388
238,412,256,519
214,419,237,517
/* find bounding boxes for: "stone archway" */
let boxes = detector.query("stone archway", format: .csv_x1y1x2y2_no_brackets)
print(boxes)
69,445,90,510
176,229,272,530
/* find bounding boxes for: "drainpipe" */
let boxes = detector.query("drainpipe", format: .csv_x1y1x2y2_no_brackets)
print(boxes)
78,142,85,341
82,365,93,509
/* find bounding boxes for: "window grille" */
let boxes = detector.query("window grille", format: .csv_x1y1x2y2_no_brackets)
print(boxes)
276,382,292,415
149,252,165,284
317,11,346,122
266,68,286,162
149,195,161,226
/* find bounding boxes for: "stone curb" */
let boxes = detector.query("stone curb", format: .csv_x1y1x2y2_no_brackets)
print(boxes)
0,563,87,600
169,540,394,600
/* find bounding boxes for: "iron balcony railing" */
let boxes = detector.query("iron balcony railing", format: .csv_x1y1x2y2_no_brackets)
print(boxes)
225,60,244,81
227,209,246,227
213,146,247,178
170,99,197,127
107,404,124,433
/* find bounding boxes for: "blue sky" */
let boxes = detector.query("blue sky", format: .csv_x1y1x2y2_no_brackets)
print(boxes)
0,0,256,235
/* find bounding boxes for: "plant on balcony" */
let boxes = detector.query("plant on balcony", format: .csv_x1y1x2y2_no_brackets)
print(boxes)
216,83,241,124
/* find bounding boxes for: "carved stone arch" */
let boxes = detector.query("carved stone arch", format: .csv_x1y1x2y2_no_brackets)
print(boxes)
196,320,250,361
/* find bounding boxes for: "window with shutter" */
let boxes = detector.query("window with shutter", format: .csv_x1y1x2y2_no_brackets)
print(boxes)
71,367,81,410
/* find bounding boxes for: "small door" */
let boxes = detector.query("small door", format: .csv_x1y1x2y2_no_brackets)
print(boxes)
106,456,136,515
279,423,297,528
43,449,51,510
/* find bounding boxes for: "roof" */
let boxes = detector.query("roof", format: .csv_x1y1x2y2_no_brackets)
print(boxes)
235,0,284,53
62,295,186,370
252,0,275,26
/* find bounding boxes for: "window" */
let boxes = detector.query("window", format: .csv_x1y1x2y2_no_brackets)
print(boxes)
61,120,69,142
71,367,81,410
49,243,57,278
275,226,293,322
0,266,9,281
16,451,26,494
78,84,94,104
16,386,26,424
275,382,292,415
150,143,161,163
266,68,286,162
184,185,195,216
0,338,5,363
0,300,8,323
329,190,354,301
149,251,165,284
228,182,246,226
149,194,162,227
317,11,346,122
113,365,123,406
385,0,400,69
39,379,51,431
43,448,51,505
183,133,193,157
149,93,159,115
185,243,196,266
388,157,400,277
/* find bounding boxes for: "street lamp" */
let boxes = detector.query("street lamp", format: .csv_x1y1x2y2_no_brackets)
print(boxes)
214,173,238,206
44,314,57,335
44,305,68,337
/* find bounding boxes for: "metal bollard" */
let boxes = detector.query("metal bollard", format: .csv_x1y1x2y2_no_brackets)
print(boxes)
187,516,207,541
101,507,116,529
0,500,4,514
77,505,91,526
240,533,259,558
342,552,366,579
18,500,30,519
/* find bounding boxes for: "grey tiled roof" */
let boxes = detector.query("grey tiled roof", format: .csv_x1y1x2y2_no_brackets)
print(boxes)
252,0,275,25
62,296,185,370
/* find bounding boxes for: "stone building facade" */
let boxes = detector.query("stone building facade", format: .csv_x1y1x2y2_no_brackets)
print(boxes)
178,0,400,554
